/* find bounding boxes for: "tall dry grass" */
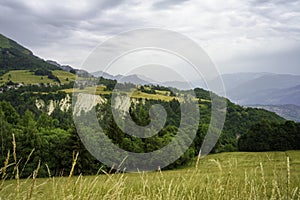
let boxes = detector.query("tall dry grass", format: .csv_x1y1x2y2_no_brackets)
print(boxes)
0,135,299,200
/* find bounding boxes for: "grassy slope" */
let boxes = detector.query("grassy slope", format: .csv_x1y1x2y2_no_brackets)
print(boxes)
0,70,76,85
63,86,178,101
52,70,76,84
0,34,10,48
1,151,299,199
0,70,207,102
0,34,59,71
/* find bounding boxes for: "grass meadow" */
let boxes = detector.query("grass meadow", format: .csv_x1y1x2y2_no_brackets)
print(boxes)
0,70,76,85
0,149,299,200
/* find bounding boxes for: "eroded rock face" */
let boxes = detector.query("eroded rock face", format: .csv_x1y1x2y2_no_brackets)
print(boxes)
35,92,147,117
73,93,106,116
112,94,131,114
35,94,72,115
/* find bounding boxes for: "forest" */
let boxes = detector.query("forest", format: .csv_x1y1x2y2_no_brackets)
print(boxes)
0,77,298,177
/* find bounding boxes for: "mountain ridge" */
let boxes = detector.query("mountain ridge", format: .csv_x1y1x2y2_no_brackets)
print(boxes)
0,33,60,72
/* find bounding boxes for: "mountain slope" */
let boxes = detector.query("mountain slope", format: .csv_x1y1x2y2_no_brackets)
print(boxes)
92,71,150,85
0,34,60,73
249,104,300,122
92,71,205,90
214,72,300,106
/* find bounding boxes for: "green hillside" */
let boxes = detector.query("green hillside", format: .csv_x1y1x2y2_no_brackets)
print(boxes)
0,34,60,74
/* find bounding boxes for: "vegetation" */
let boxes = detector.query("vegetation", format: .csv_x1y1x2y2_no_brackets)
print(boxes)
0,34,59,75
238,120,300,151
0,148,299,199
52,70,77,84
1,32,299,199
0,78,292,177
0,70,77,85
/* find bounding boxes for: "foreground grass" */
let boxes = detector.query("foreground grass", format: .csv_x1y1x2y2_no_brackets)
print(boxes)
1,151,299,199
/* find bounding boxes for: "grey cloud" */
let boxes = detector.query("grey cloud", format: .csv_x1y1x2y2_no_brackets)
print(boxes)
225,44,300,75
0,0,128,28
0,0,299,74
0,0,132,46
152,0,190,10
250,0,300,6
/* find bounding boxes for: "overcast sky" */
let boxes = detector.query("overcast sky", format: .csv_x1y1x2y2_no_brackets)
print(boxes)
0,0,300,75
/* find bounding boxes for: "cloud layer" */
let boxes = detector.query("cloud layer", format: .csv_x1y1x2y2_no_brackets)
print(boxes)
0,0,299,74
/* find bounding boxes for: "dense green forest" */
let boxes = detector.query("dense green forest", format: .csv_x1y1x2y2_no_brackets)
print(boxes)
1,77,298,177
238,120,300,151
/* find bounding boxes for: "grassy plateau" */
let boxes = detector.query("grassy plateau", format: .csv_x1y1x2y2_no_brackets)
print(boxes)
0,150,299,200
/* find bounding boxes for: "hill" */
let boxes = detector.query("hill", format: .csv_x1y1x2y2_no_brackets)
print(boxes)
92,70,205,90
214,72,300,106
0,34,60,73
249,104,300,122
0,69,77,85
92,71,150,85
0,33,91,85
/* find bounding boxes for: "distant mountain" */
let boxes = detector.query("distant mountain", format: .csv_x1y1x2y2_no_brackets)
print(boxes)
219,72,270,91
213,72,300,106
46,60,92,78
92,71,205,90
249,104,300,122
0,34,60,72
269,84,300,106
117,74,150,85
92,71,150,85
162,81,191,90
92,71,115,80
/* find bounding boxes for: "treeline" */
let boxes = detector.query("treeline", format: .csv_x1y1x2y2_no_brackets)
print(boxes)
238,120,300,151
33,69,60,83
0,78,293,177
0,100,103,178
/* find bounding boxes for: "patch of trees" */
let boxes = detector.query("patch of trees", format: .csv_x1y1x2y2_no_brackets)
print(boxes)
238,120,300,151
1,82,73,93
33,69,60,83
0,100,103,178
140,86,156,94
151,85,176,96
98,77,117,91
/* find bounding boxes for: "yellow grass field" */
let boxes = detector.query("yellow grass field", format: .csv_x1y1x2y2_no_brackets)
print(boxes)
0,151,299,199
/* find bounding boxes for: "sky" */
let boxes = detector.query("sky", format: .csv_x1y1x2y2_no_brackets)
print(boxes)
0,0,300,76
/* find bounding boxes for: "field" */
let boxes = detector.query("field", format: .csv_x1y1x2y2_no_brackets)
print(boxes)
52,70,77,84
63,86,178,101
0,70,76,85
0,151,299,199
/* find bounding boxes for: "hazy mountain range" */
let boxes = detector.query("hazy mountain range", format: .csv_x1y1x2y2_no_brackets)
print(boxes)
218,72,300,106
248,104,300,122
91,71,197,90
93,70,300,106
92,70,300,121
1,32,299,121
